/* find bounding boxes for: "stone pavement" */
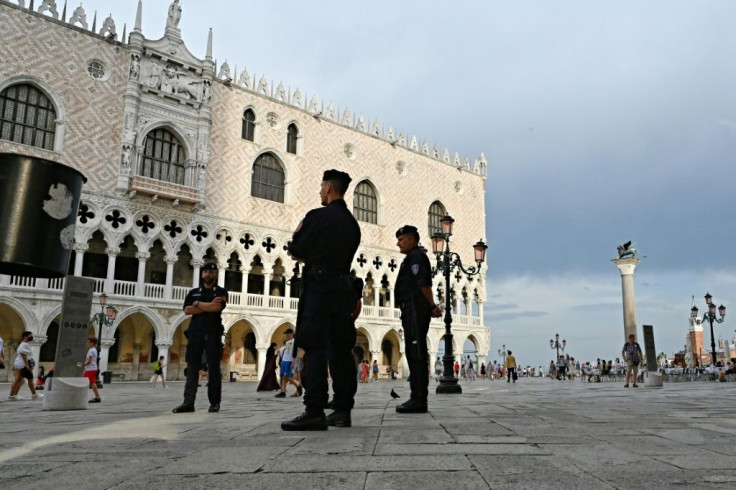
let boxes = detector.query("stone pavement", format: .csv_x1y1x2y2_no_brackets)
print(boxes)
1,377,735,489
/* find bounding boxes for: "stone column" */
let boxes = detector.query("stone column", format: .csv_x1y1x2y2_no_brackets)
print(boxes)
400,344,409,379
191,260,203,288
132,343,142,381
135,252,149,297
478,300,485,323
374,286,380,309
73,244,88,276
240,266,250,296
612,257,640,342
164,256,176,300
29,336,47,379
0,274,10,286
256,344,268,380
4,340,17,382
217,261,227,288
105,247,119,293
283,274,291,298
155,341,173,378
263,272,272,298
99,338,116,374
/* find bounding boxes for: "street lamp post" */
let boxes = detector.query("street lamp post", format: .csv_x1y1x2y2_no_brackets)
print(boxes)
549,333,566,367
431,215,487,395
497,344,507,366
91,292,117,388
691,292,726,365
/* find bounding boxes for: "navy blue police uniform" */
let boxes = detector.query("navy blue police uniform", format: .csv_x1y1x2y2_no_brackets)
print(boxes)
394,230,433,407
285,170,361,427
180,266,227,410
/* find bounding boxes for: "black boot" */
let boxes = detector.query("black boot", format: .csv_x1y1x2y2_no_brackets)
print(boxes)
326,410,351,427
281,412,328,431
172,403,195,413
396,398,428,413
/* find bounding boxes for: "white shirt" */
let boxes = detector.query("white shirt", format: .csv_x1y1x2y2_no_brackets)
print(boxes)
281,339,294,363
14,341,33,370
85,347,98,372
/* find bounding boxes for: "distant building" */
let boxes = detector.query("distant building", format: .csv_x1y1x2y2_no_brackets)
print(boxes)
0,0,490,381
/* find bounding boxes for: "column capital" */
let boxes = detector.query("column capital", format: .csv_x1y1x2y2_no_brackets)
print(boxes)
191,259,204,267
611,257,639,275
136,252,150,260
29,336,48,347
73,244,89,253
106,247,121,257
100,338,116,348
155,340,173,348
240,266,251,274
165,256,178,265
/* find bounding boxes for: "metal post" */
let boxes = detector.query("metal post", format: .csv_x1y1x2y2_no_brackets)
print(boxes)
437,241,461,394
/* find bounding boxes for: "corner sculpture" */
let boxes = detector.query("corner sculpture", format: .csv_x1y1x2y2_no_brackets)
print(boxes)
617,241,645,259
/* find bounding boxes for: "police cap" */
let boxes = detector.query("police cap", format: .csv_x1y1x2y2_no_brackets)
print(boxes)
201,262,218,271
395,225,419,241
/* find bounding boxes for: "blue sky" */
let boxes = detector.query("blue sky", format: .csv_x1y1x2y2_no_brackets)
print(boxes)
70,0,736,365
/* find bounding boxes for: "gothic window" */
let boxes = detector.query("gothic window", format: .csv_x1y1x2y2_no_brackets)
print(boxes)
286,123,298,154
251,152,285,203
0,83,56,150
140,128,185,185
353,180,377,224
242,108,256,141
428,201,447,237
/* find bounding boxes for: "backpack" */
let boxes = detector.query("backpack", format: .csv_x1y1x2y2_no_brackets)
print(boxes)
152,360,160,371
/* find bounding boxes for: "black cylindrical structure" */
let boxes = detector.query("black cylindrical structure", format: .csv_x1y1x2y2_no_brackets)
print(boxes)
0,152,87,278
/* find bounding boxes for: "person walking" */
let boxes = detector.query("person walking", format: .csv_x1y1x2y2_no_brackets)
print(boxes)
281,169,361,431
151,355,167,388
173,262,228,413
434,357,442,381
622,334,643,388
275,329,301,398
84,337,102,403
505,350,517,383
393,225,442,414
8,331,41,401
371,360,379,382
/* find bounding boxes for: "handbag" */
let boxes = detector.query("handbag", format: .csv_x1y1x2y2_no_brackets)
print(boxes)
28,358,35,369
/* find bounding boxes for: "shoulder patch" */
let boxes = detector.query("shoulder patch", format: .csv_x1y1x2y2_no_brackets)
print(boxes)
411,264,419,275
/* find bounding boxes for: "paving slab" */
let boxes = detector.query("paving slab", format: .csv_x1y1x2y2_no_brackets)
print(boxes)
0,377,734,489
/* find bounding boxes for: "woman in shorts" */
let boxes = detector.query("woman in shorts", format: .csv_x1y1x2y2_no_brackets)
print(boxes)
8,331,41,401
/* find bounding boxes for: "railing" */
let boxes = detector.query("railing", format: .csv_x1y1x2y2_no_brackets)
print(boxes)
1,274,483,324
144,283,165,299
172,286,188,302
113,280,136,296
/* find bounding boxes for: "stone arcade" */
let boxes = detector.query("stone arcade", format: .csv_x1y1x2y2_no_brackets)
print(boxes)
0,0,490,382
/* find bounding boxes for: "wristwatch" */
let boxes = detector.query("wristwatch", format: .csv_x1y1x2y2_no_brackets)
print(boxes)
193,301,200,307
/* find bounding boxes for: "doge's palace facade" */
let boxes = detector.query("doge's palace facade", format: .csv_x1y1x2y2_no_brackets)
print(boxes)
0,0,489,382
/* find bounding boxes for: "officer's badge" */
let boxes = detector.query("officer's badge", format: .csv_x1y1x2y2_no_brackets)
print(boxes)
411,264,419,275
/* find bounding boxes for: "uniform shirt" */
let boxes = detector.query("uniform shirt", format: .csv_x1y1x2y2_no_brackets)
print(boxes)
183,285,228,334
394,246,432,308
289,199,361,275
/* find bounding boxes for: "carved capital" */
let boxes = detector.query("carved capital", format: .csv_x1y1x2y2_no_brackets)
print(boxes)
106,247,121,257
29,336,48,347
136,252,150,260
155,340,173,348
73,244,89,253
100,338,117,348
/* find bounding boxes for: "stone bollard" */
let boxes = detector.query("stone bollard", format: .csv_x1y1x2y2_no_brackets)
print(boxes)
42,377,90,410
644,371,663,388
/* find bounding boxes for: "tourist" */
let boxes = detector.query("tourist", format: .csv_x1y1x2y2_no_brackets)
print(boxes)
151,355,167,388
621,334,643,388
275,328,301,398
281,169,361,431
434,357,442,381
257,342,280,391
173,262,228,413
84,336,102,403
480,362,486,380
505,350,517,383
372,360,379,382
36,365,46,390
8,331,41,401
454,360,460,378
360,360,370,383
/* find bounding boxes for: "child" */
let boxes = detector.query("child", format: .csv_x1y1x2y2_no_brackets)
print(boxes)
84,337,102,403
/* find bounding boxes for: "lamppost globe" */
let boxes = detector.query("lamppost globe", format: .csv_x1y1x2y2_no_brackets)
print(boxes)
695,292,727,365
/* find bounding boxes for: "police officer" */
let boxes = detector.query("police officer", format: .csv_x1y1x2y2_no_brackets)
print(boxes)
394,225,442,413
173,262,228,413
281,169,361,431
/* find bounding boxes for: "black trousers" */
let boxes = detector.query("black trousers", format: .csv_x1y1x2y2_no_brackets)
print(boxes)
298,283,357,415
183,330,222,406
401,305,430,402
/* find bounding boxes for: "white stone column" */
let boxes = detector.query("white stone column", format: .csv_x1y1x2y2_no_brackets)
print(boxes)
73,244,87,276
0,274,10,286
132,343,142,381
374,285,380,309
105,248,119,293
240,266,250,295
164,256,176,300
4,340,17,382
399,344,409,379
388,286,395,309
29,336,47,379
283,274,291,298
263,272,272,298
478,300,485,323
155,341,172,378
191,260,203,288
99,338,115,374
612,257,640,342
135,252,149,297
217,261,227,288
256,344,268,380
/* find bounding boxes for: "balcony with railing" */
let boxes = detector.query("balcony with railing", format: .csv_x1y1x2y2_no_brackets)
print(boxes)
1,274,483,326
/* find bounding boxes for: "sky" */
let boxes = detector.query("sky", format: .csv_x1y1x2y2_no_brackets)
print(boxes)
67,0,736,366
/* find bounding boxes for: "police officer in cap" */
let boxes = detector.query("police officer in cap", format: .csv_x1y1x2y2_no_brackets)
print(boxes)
173,262,228,413
282,169,361,430
394,225,442,413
